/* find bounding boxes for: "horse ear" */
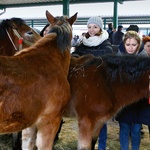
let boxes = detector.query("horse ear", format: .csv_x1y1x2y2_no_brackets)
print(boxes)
67,12,78,26
45,10,57,25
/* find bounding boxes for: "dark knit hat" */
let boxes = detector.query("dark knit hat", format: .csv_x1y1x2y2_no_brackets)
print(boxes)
87,16,103,29
118,25,123,29
126,25,139,33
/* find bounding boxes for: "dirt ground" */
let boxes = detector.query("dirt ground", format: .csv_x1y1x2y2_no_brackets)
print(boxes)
0,117,149,150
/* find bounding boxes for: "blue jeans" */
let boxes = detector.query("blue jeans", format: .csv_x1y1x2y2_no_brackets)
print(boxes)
98,124,107,150
119,122,141,150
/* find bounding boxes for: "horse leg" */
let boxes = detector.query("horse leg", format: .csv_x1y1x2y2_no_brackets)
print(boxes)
54,119,65,143
12,132,22,150
36,116,62,150
22,127,37,150
77,117,96,150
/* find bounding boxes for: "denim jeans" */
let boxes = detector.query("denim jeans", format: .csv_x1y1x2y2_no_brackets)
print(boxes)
98,124,107,150
119,122,141,150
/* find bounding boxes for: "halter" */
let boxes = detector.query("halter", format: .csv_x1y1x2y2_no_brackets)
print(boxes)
6,28,34,51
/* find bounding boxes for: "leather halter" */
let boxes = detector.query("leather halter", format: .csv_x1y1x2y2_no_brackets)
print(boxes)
6,28,34,51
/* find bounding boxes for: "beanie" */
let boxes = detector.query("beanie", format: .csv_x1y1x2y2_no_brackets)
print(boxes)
87,16,103,29
126,25,139,33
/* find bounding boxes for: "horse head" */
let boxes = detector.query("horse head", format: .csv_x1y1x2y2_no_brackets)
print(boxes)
0,18,41,54
45,10,77,52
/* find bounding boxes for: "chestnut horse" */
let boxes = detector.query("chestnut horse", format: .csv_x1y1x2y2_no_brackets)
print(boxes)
0,10,77,150
0,17,41,150
20,54,150,149
67,54,150,150
0,17,40,56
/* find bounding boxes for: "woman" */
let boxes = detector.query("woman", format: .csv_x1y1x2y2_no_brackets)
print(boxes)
72,16,113,150
72,16,113,57
116,31,142,150
139,35,150,56
40,23,50,37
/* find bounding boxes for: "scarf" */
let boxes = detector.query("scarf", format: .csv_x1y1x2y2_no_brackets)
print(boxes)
83,29,109,47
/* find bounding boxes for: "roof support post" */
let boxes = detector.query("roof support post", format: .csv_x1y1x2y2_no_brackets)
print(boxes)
113,0,118,30
63,0,69,16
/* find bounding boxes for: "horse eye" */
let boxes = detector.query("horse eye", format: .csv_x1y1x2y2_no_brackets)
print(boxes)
27,31,33,35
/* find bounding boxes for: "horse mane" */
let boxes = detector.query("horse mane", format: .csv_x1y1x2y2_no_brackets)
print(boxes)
0,18,26,40
49,16,72,52
81,54,150,82
104,54,150,82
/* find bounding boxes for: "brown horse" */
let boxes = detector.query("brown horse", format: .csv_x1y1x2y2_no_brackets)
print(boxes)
0,17,40,56
20,54,150,149
0,10,77,150
0,17,41,150
67,54,150,150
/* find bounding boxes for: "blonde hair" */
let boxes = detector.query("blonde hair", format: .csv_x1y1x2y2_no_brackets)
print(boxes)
123,31,141,52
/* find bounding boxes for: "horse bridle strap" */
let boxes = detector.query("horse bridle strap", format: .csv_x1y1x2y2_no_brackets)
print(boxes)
12,29,33,49
6,28,34,51
6,29,18,51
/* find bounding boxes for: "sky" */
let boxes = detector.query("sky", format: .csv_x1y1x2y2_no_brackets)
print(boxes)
0,0,149,19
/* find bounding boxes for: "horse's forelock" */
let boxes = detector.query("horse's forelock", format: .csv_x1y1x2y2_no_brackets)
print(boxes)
1,18,25,30
10,18,26,26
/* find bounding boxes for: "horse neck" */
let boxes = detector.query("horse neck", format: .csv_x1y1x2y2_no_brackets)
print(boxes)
18,34,71,76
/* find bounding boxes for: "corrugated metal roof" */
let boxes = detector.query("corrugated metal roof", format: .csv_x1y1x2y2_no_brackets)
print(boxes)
0,0,144,8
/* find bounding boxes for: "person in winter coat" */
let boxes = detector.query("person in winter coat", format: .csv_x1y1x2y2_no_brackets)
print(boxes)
72,16,113,150
139,35,150,56
40,23,50,37
72,17,112,57
138,35,150,134
116,31,142,150
118,25,143,54
112,25,124,45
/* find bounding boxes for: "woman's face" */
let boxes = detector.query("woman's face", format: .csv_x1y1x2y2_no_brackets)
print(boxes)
124,38,139,54
43,26,50,36
87,24,100,37
144,41,150,56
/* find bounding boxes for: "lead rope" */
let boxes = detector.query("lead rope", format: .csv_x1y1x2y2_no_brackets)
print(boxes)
12,29,23,51
18,38,23,51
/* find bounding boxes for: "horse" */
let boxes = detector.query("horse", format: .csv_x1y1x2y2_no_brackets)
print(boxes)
67,54,150,150
0,10,77,150
0,17,41,150
24,53,150,150
0,17,41,56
